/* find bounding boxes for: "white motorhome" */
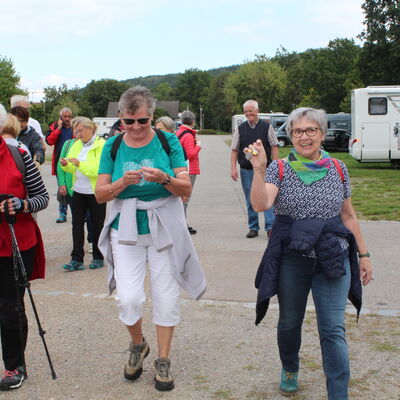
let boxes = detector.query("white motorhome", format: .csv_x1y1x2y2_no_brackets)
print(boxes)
232,113,287,135
350,86,400,168
93,117,118,138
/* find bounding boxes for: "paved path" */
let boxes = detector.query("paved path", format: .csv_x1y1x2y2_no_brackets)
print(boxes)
1,135,399,400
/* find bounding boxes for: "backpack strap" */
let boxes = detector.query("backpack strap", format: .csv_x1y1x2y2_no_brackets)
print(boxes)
110,130,170,161
7,144,26,183
277,159,284,181
155,129,170,155
177,129,192,141
331,158,345,182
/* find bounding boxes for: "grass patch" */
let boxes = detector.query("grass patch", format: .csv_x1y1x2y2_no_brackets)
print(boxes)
212,389,236,399
372,343,400,352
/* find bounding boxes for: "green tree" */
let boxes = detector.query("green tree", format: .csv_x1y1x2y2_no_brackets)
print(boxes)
175,69,211,115
153,82,174,101
224,57,287,114
358,0,400,84
82,79,130,117
0,56,25,106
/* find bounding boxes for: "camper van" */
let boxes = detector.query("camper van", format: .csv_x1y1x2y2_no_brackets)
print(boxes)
93,117,118,138
349,86,400,168
231,113,287,135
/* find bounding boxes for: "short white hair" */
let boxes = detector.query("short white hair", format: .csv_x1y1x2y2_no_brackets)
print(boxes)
243,100,259,110
59,107,72,115
10,95,30,108
0,103,7,127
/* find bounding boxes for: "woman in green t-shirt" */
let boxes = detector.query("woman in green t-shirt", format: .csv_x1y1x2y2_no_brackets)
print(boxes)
96,86,206,392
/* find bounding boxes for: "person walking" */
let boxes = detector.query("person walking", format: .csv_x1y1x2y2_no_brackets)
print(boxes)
249,107,372,399
231,100,279,238
96,86,206,391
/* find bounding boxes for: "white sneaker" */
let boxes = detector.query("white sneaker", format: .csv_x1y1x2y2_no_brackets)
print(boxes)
88,243,93,253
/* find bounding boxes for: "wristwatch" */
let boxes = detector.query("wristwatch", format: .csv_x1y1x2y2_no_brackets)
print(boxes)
161,175,171,186
358,252,370,258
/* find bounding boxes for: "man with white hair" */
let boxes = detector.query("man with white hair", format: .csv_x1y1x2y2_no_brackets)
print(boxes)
0,104,7,130
46,107,73,223
231,100,279,238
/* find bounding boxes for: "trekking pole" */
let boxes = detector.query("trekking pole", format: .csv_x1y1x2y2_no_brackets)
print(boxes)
3,198,57,379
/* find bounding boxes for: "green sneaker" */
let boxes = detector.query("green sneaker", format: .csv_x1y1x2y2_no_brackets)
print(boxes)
63,260,84,271
279,369,298,396
124,338,150,380
89,259,104,269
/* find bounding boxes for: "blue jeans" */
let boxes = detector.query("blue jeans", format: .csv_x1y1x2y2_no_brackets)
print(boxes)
277,250,351,400
59,201,68,216
240,168,274,231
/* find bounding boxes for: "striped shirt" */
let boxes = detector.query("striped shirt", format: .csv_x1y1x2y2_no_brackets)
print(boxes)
21,151,49,212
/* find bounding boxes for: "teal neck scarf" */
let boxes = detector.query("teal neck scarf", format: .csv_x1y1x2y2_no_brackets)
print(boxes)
287,149,332,185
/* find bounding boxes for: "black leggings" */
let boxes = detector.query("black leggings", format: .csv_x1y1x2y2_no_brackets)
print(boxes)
0,247,35,370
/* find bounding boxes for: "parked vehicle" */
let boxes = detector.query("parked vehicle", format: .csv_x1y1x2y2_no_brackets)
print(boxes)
231,113,287,134
93,117,118,138
323,129,351,152
349,86,400,168
276,113,351,147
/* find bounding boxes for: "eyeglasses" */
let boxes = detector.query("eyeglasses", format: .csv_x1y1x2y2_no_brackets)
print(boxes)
290,127,320,138
122,118,150,125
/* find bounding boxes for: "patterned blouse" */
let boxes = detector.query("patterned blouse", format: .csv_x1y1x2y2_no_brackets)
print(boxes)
265,159,351,253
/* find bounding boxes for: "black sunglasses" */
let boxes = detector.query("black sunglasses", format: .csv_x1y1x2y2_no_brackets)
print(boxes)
122,118,150,125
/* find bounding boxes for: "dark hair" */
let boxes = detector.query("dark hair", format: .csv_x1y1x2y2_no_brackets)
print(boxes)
10,106,29,122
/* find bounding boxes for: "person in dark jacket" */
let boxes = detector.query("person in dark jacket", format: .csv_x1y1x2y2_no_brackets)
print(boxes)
9,107,44,165
247,107,372,400
45,107,73,223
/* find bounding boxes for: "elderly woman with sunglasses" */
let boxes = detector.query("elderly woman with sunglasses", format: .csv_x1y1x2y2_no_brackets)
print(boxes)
96,86,206,392
247,107,372,400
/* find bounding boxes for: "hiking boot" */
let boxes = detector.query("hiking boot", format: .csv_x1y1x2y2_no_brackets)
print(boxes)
124,338,150,381
246,230,258,238
89,259,103,269
63,260,84,271
154,357,174,391
0,367,25,391
279,369,298,396
56,213,67,223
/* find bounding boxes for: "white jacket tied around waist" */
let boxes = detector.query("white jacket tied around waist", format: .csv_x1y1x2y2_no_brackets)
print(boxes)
98,195,207,300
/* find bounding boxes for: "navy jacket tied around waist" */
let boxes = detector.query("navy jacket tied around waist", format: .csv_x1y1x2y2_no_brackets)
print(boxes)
255,214,362,325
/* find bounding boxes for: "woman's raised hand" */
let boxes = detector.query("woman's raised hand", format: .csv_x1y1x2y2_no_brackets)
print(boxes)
244,139,267,169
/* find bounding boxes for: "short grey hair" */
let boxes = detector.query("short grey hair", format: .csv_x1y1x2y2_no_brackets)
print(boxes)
180,110,195,125
118,86,156,116
59,107,72,115
243,100,259,110
0,104,7,128
10,95,30,108
287,107,327,136
155,116,175,133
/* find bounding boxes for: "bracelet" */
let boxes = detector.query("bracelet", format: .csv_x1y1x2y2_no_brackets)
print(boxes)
109,184,116,198
176,171,189,176
161,175,172,186
358,252,370,258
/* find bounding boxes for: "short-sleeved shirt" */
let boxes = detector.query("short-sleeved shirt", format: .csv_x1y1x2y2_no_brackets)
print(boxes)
99,130,186,233
266,159,351,253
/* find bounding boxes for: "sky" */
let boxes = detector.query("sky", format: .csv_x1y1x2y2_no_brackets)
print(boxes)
0,0,366,102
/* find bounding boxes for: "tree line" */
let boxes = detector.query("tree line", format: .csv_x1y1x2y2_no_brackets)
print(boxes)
0,0,398,132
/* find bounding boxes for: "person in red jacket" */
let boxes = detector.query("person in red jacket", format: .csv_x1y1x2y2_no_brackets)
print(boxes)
0,103,49,391
45,107,73,223
175,111,201,235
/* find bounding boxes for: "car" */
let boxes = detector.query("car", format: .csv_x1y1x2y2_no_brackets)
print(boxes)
276,123,292,147
323,129,351,152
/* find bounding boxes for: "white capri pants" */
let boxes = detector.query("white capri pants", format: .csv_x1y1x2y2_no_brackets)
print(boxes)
110,229,181,327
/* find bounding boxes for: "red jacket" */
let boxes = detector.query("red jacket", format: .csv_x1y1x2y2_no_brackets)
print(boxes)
45,121,73,175
0,139,45,280
176,125,201,175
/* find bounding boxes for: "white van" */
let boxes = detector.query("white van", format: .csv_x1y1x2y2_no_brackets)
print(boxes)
231,113,287,134
349,86,400,168
93,117,118,138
